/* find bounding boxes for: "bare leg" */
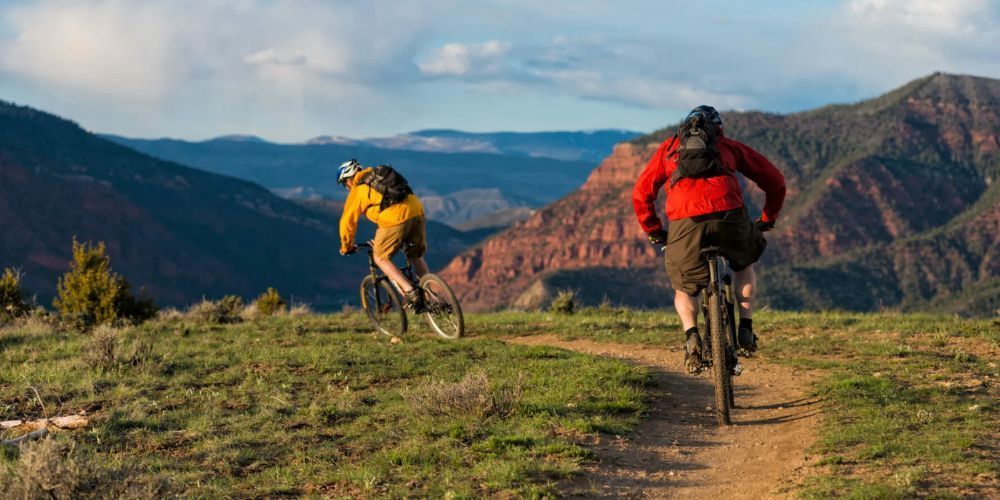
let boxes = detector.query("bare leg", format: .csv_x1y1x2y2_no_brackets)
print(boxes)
673,290,701,331
411,257,430,278
374,255,414,293
734,265,756,319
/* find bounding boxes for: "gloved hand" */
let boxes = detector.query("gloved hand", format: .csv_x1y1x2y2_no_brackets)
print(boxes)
647,229,668,245
754,217,775,233
340,245,358,256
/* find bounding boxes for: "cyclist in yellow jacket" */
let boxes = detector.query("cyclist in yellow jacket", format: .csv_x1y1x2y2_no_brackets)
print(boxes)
337,159,429,307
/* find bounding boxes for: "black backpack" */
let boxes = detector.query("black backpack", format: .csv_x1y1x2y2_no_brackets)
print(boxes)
668,113,728,186
360,165,414,210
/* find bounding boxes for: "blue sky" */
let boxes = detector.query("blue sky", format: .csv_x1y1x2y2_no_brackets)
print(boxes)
0,0,998,141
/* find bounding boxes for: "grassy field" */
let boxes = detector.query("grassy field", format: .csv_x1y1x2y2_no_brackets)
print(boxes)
1,309,997,498
472,309,1000,498
0,312,649,497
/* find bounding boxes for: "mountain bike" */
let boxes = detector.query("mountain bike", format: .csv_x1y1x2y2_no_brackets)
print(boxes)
356,242,464,339
697,246,743,426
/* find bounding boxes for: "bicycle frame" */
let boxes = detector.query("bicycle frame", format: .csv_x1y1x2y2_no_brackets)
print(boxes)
361,242,417,298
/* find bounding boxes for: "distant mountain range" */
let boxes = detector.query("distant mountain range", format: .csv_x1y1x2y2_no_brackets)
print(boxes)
440,73,1000,316
6,74,995,315
0,102,486,308
102,133,631,228
305,129,640,163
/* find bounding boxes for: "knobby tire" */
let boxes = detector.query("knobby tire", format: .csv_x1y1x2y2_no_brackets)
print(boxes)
419,273,464,339
360,275,407,337
709,291,733,425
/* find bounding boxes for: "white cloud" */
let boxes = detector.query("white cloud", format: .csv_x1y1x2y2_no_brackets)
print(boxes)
0,0,176,101
0,0,428,109
847,0,994,34
0,0,998,139
244,49,307,66
417,35,753,111
418,40,512,77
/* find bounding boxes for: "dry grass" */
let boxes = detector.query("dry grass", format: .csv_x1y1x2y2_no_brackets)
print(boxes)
6,310,57,337
408,369,524,419
82,325,119,371
185,296,243,324
288,303,312,317
81,325,157,372
156,307,184,321
0,438,168,499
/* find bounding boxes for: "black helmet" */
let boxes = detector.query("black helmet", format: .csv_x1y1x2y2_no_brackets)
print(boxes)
685,105,722,128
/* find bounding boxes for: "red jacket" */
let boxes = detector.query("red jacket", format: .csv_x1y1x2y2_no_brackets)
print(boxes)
632,135,786,232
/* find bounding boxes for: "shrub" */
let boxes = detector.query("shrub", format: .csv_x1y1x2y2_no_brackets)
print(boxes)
53,239,157,331
254,287,287,316
83,325,120,371
408,369,523,419
0,438,168,499
82,325,158,372
186,295,243,324
548,289,577,315
0,267,29,324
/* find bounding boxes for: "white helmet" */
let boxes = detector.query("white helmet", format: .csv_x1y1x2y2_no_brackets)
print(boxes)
337,159,361,186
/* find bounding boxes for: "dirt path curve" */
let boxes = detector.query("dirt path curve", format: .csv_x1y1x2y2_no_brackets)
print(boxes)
508,335,821,499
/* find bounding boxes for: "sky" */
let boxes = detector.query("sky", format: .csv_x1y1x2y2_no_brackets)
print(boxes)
0,0,998,142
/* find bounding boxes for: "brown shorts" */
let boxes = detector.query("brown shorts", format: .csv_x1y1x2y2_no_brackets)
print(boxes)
373,216,427,261
664,207,766,296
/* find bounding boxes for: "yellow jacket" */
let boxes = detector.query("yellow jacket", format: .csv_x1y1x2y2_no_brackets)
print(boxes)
339,168,424,252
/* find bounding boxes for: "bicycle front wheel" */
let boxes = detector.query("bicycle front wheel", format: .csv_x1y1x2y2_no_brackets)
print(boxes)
709,291,733,425
419,273,464,339
360,275,407,337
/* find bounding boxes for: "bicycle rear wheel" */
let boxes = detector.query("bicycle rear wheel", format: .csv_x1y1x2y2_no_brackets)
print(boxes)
726,298,737,409
709,291,733,425
360,275,407,337
419,273,464,339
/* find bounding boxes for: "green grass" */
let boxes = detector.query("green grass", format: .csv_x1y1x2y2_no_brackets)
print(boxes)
470,308,1000,498
2,309,997,497
0,313,650,497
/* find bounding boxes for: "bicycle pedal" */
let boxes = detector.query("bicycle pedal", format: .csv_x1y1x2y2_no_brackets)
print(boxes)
731,363,744,376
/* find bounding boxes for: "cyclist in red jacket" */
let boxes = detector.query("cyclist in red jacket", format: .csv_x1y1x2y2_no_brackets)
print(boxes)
632,105,786,373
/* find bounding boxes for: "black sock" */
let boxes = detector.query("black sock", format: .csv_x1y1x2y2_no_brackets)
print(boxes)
739,318,753,331
684,326,698,339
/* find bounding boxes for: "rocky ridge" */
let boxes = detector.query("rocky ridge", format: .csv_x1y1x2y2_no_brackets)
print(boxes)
439,73,1000,315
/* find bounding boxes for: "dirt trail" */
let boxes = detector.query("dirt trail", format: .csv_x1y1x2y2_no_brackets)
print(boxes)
508,335,821,499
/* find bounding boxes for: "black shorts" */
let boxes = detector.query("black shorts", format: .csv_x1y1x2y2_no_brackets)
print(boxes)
663,207,766,296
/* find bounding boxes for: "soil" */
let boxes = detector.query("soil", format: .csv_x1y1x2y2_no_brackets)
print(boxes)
508,334,821,499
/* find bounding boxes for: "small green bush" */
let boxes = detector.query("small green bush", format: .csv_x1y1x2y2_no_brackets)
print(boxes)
254,287,287,316
186,295,243,324
549,289,577,315
0,267,29,324
53,239,157,332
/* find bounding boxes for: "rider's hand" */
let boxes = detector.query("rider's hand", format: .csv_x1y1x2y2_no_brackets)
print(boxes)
647,229,668,245
340,245,358,256
754,217,775,233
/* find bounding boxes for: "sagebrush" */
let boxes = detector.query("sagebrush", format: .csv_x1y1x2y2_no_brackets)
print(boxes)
187,295,244,324
0,438,168,499
408,369,523,419
82,325,158,372
53,239,157,331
